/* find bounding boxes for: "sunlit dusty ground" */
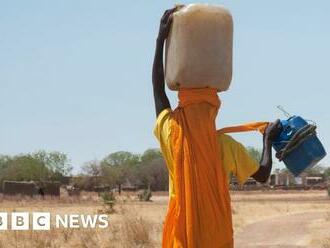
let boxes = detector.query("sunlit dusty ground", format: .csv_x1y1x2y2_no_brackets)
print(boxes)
0,190,329,247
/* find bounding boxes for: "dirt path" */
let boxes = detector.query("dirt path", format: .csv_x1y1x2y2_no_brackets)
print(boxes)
235,211,326,248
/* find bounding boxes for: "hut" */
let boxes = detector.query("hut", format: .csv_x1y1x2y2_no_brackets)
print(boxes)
2,180,38,197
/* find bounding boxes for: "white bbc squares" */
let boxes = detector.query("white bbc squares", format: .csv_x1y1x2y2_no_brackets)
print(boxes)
33,212,50,230
11,212,29,230
0,213,8,230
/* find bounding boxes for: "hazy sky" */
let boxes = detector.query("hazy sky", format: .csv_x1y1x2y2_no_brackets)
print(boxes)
1,1,329,172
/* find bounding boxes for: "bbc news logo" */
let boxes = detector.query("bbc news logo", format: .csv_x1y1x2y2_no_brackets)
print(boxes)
0,212,109,230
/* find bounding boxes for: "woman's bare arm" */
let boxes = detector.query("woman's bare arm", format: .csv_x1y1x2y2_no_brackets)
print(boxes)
252,120,282,183
152,8,176,117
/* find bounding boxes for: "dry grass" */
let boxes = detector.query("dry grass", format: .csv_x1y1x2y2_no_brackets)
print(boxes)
121,211,155,247
0,229,108,248
0,190,329,247
322,238,330,248
0,211,157,248
0,192,160,248
309,211,330,248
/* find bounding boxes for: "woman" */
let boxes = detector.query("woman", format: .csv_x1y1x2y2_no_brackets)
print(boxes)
152,8,282,248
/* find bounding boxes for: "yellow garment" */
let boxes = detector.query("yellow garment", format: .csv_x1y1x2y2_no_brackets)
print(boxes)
154,109,262,198
153,88,269,248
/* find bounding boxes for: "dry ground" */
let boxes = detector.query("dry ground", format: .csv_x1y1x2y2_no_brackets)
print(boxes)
0,190,329,248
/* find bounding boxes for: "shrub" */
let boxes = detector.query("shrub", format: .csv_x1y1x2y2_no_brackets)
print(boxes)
100,191,116,214
138,188,152,202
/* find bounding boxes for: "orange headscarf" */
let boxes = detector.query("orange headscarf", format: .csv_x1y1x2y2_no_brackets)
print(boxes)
162,88,268,248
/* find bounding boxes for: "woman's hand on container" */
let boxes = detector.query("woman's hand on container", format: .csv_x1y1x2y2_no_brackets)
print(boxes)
265,119,282,141
158,7,177,42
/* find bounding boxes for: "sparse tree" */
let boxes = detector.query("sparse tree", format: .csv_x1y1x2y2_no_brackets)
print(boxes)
82,160,102,177
141,149,162,163
101,151,139,194
102,151,139,167
305,165,324,176
0,152,71,185
324,167,330,178
0,154,50,183
33,151,72,179
246,147,262,162
135,157,168,191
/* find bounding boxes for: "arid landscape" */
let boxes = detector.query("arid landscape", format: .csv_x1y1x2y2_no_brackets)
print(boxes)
1,190,330,248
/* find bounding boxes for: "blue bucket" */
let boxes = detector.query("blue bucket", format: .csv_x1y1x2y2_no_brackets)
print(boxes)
272,116,327,176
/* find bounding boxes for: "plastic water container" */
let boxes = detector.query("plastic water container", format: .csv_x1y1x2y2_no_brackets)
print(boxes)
165,4,233,91
272,116,326,176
